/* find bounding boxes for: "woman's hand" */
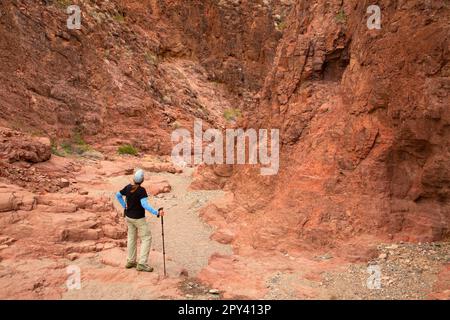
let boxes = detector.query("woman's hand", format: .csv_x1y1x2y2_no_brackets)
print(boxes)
158,208,165,218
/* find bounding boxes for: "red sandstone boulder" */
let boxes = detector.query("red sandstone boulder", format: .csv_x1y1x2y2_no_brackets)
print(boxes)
211,228,236,244
143,177,172,196
102,225,126,240
0,128,51,164
0,192,17,212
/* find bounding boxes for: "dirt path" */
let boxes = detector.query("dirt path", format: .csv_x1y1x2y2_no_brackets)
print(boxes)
106,167,233,276
60,160,232,299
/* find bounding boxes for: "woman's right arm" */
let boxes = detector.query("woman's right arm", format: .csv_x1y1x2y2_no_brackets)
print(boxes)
140,197,158,216
115,192,126,209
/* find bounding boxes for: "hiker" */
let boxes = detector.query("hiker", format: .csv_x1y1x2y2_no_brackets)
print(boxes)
115,169,164,272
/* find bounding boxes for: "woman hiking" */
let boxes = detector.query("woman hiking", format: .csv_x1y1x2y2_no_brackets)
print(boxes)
115,169,164,272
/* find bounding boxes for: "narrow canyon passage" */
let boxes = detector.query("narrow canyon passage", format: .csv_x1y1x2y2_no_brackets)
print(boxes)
0,0,448,302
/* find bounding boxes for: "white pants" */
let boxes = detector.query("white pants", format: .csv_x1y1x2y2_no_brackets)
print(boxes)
126,217,152,265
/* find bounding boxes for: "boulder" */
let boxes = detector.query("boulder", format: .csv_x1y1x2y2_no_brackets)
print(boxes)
102,225,126,240
144,178,172,196
211,228,235,244
0,193,17,212
0,128,51,163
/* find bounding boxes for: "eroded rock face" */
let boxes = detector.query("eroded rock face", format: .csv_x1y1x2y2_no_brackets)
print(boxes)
0,1,244,154
224,0,450,248
144,177,172,196
160,0,293,92
0,0,448,300
190,164,232,190
0,128,51,163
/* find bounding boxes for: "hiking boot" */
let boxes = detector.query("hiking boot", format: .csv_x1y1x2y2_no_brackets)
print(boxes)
125,261,137,269
136,264,154,272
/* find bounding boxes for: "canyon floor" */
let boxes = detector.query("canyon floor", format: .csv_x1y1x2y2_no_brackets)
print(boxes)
0,154,448,300
0,0,448,301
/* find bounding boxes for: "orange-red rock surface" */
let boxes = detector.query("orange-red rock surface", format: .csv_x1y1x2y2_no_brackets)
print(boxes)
224,0,450,250
0,0,448,299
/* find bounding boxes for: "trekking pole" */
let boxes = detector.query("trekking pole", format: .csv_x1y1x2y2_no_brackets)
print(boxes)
160,212,167,277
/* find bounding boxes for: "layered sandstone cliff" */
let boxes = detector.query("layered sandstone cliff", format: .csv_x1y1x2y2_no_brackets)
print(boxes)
218,0,450,250
0,0,449,253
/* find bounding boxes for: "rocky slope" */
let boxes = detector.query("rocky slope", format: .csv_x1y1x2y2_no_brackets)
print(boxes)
0,0,244,153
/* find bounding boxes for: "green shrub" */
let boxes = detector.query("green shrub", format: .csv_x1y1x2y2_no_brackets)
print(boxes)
171,121,181,129
51,141,65,157
162,95,172,104
145,52,159,66
55,131,93,156
113,13,125,23
73,143,91,154
55,0,71,8
275,20,287,31
73,132,86,145
60,141,73,155
335,9,347,24
118,144,138,156
70,132,91,154
223,108,242,122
